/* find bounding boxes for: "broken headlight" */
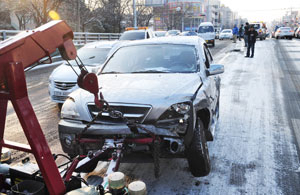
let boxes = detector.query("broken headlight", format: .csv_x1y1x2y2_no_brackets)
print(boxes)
172,103,190,114
159,102,191,120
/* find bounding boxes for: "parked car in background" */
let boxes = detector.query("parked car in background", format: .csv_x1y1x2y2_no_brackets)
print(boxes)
155,31,167,37
166,30,181,36
219,29,233,40
198,22,215,47
295,27,300,38
180,31,198,36
250,22,267,40
48,41,118,106
275,27,293,39
59,36,224,177
119,28,156,40
272,25,282,38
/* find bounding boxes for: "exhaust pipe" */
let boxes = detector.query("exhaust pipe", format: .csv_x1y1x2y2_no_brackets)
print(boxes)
164,138,184,154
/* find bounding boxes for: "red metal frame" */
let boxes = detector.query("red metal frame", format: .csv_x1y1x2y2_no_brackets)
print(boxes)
0,20,77,195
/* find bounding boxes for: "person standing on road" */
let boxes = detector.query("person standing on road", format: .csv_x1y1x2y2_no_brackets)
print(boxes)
239,24,244,41
244,22,250,47
245,25,258,58
232,25,239,43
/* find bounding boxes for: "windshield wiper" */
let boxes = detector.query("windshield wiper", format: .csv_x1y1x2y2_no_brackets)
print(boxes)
131,70,170,73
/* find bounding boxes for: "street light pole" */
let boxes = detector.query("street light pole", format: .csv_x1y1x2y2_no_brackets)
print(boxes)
133,0,137,28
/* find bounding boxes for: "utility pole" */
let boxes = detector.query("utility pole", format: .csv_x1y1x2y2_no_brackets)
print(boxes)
207,0,210,22
77,0,81,32
133,0,137,28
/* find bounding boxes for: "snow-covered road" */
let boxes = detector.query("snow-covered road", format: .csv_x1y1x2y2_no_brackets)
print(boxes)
114,39,300,194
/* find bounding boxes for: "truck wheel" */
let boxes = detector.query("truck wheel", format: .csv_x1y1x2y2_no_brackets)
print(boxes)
186,118,210,177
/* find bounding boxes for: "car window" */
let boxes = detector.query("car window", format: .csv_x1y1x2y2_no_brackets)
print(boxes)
203,45,213,69
198,26,214,33
101,44,198,74
281,27,291,30
252,24,261,29
119,31,145,40
68,48,111,66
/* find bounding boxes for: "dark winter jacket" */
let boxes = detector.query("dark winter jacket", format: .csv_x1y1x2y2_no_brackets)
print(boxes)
244,25,250,36
248,30,258,43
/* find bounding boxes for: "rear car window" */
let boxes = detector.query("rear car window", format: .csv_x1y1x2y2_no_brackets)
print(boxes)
119,31,145,40
102,44,198,74
281,27,291,30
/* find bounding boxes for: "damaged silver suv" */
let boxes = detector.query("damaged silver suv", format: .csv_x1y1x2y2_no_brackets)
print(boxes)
59,36,224,177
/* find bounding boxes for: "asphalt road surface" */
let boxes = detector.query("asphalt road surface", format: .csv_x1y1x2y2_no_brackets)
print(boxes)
4,39,300,194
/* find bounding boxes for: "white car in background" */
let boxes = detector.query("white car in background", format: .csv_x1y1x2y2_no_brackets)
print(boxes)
48,41,118,106
275,27,294,40
219,29,233,40
197,22,215,47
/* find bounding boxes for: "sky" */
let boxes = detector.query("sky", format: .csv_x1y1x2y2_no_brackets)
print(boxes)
220,0,300,22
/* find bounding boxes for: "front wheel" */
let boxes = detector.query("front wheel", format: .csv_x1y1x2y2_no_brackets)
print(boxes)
186,118,211,177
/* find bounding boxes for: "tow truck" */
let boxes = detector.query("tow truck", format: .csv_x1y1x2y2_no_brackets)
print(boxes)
0,20,147,194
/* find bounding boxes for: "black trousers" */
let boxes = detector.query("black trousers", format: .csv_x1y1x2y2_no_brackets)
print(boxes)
246,42,255,57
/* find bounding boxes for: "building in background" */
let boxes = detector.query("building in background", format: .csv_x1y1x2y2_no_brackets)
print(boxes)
148,0,243,31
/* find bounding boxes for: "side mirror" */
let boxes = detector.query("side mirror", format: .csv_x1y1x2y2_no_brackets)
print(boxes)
208,64,224,76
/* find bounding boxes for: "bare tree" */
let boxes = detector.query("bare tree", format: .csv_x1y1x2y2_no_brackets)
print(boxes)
30,0,65,26
95,0,131,33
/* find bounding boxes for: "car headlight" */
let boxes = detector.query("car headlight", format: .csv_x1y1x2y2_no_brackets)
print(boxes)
158,102,191,120
61,98,80,120
171,103,190,114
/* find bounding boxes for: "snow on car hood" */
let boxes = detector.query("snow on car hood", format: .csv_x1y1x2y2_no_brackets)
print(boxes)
98,73,201,104
50,63,100,82
70,73,202,121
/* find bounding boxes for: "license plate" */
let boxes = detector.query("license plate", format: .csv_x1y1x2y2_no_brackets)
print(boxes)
54,91,69,96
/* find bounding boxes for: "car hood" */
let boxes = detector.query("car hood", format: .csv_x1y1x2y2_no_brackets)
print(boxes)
71,73,202,121
198,32,215,40
50,64,100,82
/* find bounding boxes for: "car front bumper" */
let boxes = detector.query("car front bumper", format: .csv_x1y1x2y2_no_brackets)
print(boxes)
58,119,183,155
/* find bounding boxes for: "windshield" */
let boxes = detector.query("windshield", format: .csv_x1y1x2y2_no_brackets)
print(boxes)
167,30,180,35
222,30,232,33
119,31,145,40
252,24,261,29
101,44,198,74
155,31,166,37
198,26,214,33
68,48,110,66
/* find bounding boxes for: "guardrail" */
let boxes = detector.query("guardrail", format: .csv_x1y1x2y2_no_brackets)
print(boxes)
0,30,121,45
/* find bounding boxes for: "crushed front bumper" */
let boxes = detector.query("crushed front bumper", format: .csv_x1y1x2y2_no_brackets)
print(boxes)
58,119,181,155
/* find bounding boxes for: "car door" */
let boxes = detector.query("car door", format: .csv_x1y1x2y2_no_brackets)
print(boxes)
202,44,219,115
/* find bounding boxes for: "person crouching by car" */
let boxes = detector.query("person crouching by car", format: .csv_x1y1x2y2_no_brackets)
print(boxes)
245,25,258,58
232,24,238,43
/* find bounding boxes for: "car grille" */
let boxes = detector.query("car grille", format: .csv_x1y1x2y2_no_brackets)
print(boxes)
52,95,67,102
54,81,76,91
87,103,152,124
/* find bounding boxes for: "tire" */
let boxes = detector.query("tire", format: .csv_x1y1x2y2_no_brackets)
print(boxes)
260,37,263,40
276,36,278,39
212,40,215,47
58,103,63,110
186,118,211,177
